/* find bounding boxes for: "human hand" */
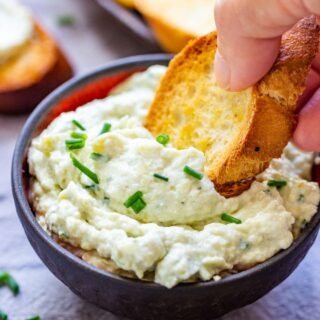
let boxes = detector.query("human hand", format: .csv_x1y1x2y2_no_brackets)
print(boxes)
214,0,320,151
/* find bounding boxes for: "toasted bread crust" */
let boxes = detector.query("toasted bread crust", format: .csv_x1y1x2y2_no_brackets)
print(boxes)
116,0,135,8
145,16,319,197
0,22,73,114
133,0,195,53
134,0,215,53
140,13,195,53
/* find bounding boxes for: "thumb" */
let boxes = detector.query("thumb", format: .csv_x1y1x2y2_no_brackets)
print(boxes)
214,0,320,91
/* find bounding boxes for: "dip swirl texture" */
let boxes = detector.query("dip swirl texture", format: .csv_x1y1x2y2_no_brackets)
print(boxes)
28,66,320,288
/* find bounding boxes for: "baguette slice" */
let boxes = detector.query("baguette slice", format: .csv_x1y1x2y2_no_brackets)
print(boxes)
0,22,73,114
145,16,319,197
134,0,215,53
115,0,135,8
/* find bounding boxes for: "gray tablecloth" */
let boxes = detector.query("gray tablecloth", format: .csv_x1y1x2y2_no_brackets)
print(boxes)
0,1,319,319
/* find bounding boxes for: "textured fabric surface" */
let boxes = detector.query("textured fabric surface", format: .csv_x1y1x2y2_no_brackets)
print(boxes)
0,1,319,319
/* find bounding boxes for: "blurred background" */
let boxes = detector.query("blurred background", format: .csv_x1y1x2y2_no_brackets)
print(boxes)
0,0,320,319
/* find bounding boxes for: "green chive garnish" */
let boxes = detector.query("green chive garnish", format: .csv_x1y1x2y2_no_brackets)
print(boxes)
90,153,109,162
65,139,85,150
124,191,143,208
0,310,8,320
57,15,75,27
70,132,87,140
100,122,112,135
267,180,287,189
156,133,170,145
301,219,308,230
153,173,169,182
239,239,249,250
123,191,147,214
221,213,242,224
84,184,100,192
90,152,103,161
72,119,86,131
26,316,41,320
131,197,146,214
183,165,203,180
70,153,100,184
0,272,20,296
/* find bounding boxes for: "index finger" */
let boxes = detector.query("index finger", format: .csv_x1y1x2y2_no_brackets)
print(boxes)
214,0,320,91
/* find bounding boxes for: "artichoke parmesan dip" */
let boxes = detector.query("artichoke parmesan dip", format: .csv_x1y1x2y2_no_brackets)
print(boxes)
0,0,33,65
28,66,320,288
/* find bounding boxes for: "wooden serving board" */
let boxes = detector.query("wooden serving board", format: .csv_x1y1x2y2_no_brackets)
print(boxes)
95,0,162,52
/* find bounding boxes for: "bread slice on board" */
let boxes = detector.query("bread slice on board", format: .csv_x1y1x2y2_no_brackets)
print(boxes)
145,16,319,197
0,22,73,114
116,0,135,8
134,0,215,53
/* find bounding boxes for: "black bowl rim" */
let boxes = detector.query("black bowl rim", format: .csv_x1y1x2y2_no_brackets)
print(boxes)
12,53,320,291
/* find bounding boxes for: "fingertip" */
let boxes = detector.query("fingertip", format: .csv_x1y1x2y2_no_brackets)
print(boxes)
214,37,281,92
214,50,231,89
293,122,320,152
293,88,320,152
292,129,315,152
214,50,254,91
296,68,320,110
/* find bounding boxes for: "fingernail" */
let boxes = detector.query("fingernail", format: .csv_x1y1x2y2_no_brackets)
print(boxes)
214,50,231,89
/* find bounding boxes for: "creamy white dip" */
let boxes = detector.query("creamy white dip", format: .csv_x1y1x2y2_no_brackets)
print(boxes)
28,66,320,288
0,0,33,65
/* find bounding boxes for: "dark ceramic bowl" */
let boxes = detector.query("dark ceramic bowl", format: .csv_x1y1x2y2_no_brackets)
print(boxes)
12,54,320,320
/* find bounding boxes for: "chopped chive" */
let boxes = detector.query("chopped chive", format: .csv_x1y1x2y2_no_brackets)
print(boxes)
221,213,242,224
72,119,86,131
58,230,69,239
70,153,100,184
239,239,250,250
0,310,8,320
267,180,287,189
156,133,170,145
131,197,146,214
298,194,305,203
124,191,143,208
100,122,112,135
153,173,169,182
0,272,20,296
26,316,41,320
183,165,203,180
90,153,109,162
70,132,87,140
83,184,100,192
65,139,85,150
90,152,103,161
57,14,75,27
6,277,19,296
301,219,308,230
